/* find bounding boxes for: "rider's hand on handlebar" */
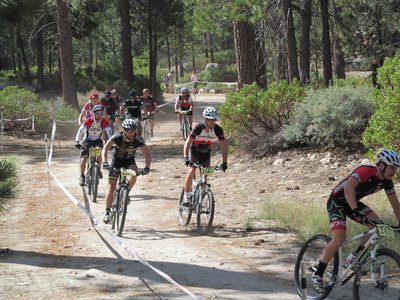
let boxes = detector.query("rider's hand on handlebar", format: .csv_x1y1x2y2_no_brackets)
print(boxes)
219,162,228,172
142,167,150,175
102,162,109,170
184,156,191,166
74,141,81,149
352,207,367,224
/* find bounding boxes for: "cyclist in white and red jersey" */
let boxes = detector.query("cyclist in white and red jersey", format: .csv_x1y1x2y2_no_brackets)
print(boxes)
78,92,107,125
174,87,193,130
181,107,228,206
75,105,113,186
311,149,400,293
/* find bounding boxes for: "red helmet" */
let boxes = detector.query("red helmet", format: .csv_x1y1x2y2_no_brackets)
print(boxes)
89,92,98,99
192,70,195,74
111,89,117,94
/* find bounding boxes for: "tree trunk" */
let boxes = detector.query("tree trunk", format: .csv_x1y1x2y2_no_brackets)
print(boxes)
192,44,195,71
299,0,312,84
332,0,345,79
167,37,171,70
11,39,16,73
36,20,44,90
204,33,208,58
270,14,287,81
320,0,333,87
16,26,32,84
254,22,267,89
151,32,158,93
232,19,257,88
119,0,134,85
281,0,300,82
210,33,215,63
175,56,179,83
56,0,79,110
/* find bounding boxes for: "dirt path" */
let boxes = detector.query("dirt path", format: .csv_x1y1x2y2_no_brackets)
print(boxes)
0,94,356,299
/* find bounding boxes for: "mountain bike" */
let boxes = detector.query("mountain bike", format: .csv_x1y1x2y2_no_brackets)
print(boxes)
142,116,151,142
294,219,400,299
176,110,191,140
178,163,221,234
85,146,102,203
109,167,143,236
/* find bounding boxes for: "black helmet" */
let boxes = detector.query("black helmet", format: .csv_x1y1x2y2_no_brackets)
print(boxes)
122,119,137,130
128,90,137,97
104,90,111,96
93,104,104,112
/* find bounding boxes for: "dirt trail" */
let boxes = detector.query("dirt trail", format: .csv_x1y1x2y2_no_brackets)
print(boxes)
0,94,356,299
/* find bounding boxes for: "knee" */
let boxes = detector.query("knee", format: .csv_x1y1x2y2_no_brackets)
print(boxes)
331,236,346,248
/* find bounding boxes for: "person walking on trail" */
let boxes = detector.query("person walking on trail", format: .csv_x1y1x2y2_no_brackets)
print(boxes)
191,70,198,94
100,89,120,133
311,149,400,293
181,106,228,206
167,69,175,93
78,92,107,125
174,87,194,131
101,119,151,224
120,90,148,136
75,105,113,186
163,74,169,93
140,88,158,136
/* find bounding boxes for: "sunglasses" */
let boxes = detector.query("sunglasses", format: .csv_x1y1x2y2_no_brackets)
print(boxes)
95,112,103,115
125,129,135,133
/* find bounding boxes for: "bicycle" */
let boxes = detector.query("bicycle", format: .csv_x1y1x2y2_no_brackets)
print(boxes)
294,219,400,299
142,116,151,142
176,110,191,140
178,163,221,234
85,146,102,203
109,167,143,236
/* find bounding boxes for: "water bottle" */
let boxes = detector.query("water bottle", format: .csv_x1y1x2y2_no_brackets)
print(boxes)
344,251,356,268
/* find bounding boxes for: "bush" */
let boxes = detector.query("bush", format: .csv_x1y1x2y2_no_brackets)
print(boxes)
362,55,400,157
283,85,373,147
0,156,18,212
202,64,237,82
219,80,305,140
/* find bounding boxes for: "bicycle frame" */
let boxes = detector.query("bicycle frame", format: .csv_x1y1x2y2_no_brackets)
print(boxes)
190,165,218,208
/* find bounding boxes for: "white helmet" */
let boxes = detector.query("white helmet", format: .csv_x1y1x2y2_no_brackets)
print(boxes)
377,149,400,168
122,118,137,130
181,87,189,93
202,107,219,119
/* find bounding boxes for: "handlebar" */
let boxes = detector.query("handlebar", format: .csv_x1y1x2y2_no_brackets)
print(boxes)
175,110,191,115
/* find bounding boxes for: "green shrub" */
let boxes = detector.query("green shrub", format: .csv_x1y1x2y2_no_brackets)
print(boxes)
219,80,305,139
202,64,237,82
283,85,373,147
0,156,18,212
362,55,400,157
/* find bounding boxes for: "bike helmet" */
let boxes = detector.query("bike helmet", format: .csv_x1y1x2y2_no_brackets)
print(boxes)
181,87,189,93
128,90,137,97
377,149,400,168
104,90,111,96
111,89,117,94
202,107,219,119
89,92,98,99
122,118,137,130
93,104,104,112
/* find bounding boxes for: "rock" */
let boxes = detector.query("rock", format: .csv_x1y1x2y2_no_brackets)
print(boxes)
308,154,318,161
205,63,219,71
361,158,370,165
272,158,284,166
320,157,333,165
347,154,356,161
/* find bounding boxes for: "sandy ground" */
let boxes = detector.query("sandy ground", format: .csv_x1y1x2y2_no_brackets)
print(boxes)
0,93,368,299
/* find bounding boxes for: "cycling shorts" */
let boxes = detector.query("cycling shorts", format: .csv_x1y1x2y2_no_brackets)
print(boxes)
327,194,373,231
189,147,210,167
108,159,137,181
80,139,103,157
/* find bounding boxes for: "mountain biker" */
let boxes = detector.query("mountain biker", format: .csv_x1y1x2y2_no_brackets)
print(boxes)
100,89,120,133
120,90,148,136
181,106,228,206
75,105,113,186
101,118,151,224
312,149,400,293
174,87,193,130
78,92,107,125
191,70,198,93
140,88,158,136
110,89,123,128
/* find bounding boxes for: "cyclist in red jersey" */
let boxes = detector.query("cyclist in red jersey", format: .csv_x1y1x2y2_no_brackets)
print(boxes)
141,88,158,136
181,107,228,206
78,92,107,125
174,87,193,130
311,149,400,293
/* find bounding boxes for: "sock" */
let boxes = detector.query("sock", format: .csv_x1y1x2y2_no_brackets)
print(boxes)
105,208,110,213
315,261,327,277
184,192,191,199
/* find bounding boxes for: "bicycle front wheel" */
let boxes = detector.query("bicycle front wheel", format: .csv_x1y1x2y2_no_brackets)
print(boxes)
115,187,129,236
91,165,99,202
182,117,189,140
196,189,214,234
179,188,191,226
353,247,400,300
85,166,92,196
143,120,151,142
294,234,339,300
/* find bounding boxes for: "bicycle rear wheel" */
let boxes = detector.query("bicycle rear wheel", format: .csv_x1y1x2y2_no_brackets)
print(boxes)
294,234,339,300
115,187,129,236
91,165,99,202
143,120,151,142
182,117,189,140
196,189,214,234
353,247,400,300
179,188,191,226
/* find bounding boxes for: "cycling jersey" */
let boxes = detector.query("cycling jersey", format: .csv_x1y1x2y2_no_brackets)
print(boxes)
175,94,193,110
331,165,395,203
75,116,112,142
110,132,146,162
100,97,119,115
81,101,105,120
189,121,225,153
122,98,144,118
141,95,156,112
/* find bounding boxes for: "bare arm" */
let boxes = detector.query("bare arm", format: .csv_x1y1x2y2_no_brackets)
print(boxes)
219,139,228,164
184,137,194,157
141,145,152,168
102,138,114,163
344,176,359,210
78,110,85,125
